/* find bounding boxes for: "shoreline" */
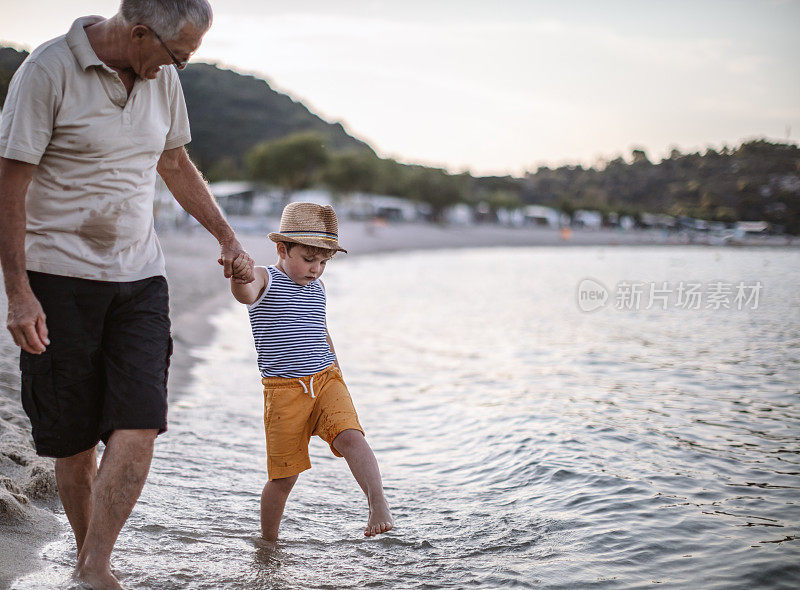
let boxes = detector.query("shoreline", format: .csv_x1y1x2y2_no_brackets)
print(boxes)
0,221,797,588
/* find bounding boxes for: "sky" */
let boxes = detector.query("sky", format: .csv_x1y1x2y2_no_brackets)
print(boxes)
1,0,798,176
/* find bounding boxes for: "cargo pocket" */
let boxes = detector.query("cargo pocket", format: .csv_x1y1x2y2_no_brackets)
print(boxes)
51,348,102,439
19,350,58,438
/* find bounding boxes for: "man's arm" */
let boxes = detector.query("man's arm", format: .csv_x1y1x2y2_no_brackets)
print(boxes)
0,157,49,353
157,146,254,283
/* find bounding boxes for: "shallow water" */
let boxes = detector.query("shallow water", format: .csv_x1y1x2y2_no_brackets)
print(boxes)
13,246,800,589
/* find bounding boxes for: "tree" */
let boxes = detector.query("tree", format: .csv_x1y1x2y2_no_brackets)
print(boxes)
631,148,651,165
557,196,576,222
370,158,409,197
321,150,379,198
487,190,522,218
206,156,244,182
246,132,329,204
406,167,467,223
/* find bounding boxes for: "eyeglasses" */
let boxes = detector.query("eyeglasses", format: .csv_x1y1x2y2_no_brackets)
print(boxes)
148,26,189,69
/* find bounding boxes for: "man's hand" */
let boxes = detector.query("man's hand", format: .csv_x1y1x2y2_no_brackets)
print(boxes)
0,158,43,353
218,239,254,284
7,288,49,354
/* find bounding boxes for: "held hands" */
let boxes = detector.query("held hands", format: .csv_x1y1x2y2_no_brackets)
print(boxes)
218,239,255,284
230,252,254,283
6,289,49,354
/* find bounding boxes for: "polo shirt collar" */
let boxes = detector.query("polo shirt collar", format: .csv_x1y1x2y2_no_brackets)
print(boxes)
66,16,105,71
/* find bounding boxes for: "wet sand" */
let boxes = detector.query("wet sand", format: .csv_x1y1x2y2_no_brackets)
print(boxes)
0,220,796,587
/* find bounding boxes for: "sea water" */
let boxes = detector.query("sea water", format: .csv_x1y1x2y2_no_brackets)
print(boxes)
13,246,800,589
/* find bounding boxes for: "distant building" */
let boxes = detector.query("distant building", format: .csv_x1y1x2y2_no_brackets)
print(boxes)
523,205,561,228
497,207,525,227
707,221,728,233
620,215,635,231
445,203,473,225
639,213,677,229
208,181,282,217
573,209,603,229
342,193,420,222
289,189,335,207
734,221,770,238
209,181,255,216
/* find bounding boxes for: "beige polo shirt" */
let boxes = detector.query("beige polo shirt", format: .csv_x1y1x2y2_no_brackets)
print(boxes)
0,16,191,281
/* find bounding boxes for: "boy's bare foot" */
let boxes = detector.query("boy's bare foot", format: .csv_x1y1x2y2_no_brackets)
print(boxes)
365,498,394,537
73,566,125,590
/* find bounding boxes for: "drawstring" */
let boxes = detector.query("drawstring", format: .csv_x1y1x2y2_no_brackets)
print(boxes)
298,376,315,398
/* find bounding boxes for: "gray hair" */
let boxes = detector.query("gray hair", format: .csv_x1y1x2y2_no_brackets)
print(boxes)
120,0,213,40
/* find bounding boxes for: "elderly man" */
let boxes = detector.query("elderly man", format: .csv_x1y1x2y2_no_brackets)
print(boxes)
0,1,252,588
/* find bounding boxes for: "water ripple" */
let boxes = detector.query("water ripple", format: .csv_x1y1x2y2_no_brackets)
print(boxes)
13,247,800,590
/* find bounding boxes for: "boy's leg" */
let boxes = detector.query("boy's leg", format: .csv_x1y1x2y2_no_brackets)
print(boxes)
332,429,394,537
261,475,298,541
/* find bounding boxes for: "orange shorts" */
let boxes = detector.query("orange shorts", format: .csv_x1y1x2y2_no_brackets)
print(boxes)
262,364,364,480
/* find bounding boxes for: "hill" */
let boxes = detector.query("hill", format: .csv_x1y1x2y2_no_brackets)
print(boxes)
0,45,372,172
177,63,373,172
0,46,27,105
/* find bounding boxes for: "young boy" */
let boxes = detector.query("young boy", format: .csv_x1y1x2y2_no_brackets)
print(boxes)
229,202,394,540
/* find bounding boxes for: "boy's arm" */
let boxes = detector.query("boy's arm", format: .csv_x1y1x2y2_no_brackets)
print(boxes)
231,261,267,305
319,279,341,369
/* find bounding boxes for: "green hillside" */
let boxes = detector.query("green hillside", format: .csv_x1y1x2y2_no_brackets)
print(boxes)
177,63,373,172
0,46,371,171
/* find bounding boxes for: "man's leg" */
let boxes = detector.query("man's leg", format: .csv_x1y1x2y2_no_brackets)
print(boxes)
260,475,298,541
332,429,394,537
75,429,158,589
55,446,98,555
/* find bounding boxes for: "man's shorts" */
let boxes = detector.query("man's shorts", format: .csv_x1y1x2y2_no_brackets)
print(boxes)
19,271,172,458
262,364,364,480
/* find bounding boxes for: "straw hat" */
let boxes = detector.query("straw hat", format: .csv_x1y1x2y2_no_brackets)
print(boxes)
268,202,347,253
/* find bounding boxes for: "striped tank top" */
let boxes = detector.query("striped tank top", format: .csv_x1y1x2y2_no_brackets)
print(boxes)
247,265,336,378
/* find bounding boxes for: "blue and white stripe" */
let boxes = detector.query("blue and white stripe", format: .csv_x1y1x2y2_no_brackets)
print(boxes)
247,266,336,378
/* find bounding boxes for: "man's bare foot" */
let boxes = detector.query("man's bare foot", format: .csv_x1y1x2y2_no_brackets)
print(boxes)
73,566,125,590
365,497,394,537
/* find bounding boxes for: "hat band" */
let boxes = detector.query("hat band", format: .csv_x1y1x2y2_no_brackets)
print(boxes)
281,230,339,241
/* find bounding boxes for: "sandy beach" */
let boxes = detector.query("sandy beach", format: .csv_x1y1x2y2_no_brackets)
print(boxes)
0,220,796,588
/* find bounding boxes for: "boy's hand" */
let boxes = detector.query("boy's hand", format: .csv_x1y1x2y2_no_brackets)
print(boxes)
218,239,255,284
231,252,255,283
230,252,255,284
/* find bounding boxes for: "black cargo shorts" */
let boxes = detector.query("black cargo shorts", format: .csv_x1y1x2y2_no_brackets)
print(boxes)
19,271,172,458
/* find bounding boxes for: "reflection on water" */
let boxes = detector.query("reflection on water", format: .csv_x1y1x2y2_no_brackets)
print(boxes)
14,246,800,589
